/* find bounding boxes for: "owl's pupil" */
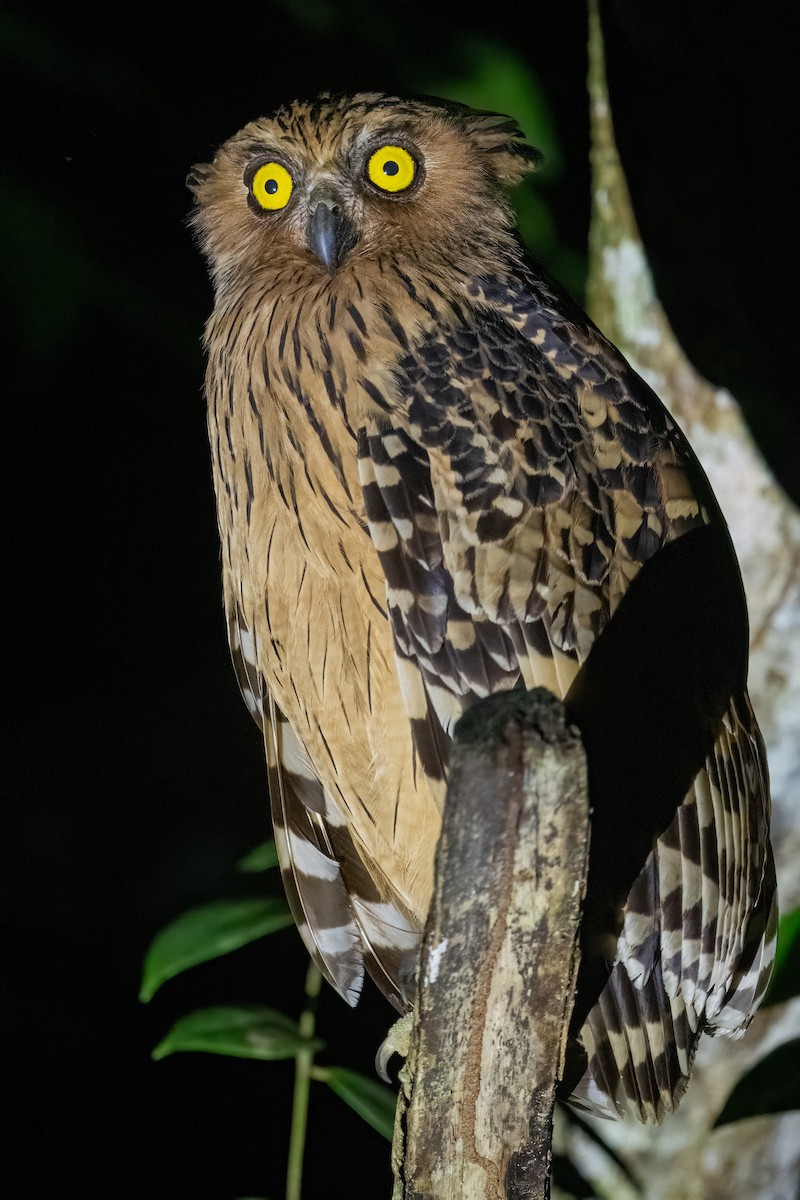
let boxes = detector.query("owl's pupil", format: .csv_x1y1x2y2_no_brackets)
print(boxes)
383,161,399,177
265,179,279,194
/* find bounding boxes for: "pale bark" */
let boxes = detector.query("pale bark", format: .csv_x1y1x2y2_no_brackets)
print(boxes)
392,689,590,1200
574,5,800,1197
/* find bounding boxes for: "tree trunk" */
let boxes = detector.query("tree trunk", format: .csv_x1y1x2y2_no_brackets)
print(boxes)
392,690,590,1200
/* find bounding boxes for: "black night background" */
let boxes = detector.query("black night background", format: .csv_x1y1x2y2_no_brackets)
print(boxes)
5,2,798,1197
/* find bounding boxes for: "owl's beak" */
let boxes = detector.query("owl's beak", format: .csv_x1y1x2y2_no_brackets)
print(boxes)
307,189,357,272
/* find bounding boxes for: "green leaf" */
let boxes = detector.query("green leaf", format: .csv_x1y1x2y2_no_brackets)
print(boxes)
763,906,800,1007
714,1038,800,1126
237,839,280,874
140,897,293,1002
152,1006,323,1061
323,1067,397,1141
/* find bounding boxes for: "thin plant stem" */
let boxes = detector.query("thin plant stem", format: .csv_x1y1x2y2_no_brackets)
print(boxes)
285,961,323,1200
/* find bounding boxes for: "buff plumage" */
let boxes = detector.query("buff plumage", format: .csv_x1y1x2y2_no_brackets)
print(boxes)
189,92,776,1122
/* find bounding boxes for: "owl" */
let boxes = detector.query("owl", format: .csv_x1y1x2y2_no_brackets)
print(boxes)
188,93,776,1122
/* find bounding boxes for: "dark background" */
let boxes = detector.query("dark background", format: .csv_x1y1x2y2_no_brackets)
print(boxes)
5,2,798,1196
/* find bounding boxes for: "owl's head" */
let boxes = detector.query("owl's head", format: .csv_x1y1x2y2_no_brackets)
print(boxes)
188,92,540,293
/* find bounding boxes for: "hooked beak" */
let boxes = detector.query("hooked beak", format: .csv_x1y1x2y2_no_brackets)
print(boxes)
307,189,358,272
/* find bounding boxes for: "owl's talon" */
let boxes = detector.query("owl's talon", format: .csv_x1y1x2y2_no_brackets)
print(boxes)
376,1012,414,1082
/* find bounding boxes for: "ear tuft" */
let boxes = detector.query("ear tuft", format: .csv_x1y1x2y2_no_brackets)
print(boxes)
186,162,213,199
464,110,543,186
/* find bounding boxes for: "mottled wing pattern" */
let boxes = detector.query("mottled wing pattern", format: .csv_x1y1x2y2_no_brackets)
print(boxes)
361,259,706,759
359,260,775,1119
358,424,523,783
578,693,776,1121
575,956,698,1120
226,596,418,1009
622,693,776,1030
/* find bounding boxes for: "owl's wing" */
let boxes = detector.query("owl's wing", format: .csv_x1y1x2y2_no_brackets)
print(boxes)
575,692,776,1121
226,595,417,1010
359,260,775,1119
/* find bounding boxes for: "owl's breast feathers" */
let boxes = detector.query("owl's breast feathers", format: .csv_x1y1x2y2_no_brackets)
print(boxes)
206,251,776,1122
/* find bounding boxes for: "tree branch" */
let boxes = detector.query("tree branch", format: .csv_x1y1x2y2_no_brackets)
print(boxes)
392,689,590,1200
582,5,800,1197
586,0,800,821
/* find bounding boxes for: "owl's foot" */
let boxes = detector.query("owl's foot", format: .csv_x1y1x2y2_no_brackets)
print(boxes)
376,1011,414,1082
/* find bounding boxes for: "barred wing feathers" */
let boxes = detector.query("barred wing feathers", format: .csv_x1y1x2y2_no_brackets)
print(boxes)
359,261,775,1120
226,598,418,1010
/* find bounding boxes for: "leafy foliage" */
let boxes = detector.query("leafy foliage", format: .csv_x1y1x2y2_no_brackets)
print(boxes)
142,841,396,1197
140,896,293,1002
319,1067,397,1141
153,1006,322,1062
715,1039,800,1127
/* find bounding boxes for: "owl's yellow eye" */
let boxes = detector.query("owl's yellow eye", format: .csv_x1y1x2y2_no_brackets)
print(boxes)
250,162,294,210
367,145,417,194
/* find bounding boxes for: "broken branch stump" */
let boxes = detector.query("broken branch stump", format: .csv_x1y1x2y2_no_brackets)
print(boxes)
392,688,590,1200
